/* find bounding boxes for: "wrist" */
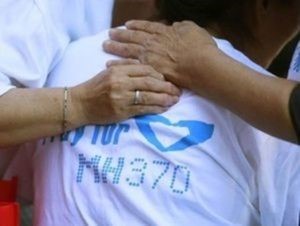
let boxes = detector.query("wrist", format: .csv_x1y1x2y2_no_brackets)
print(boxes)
66,86,88,130
188,44,222,94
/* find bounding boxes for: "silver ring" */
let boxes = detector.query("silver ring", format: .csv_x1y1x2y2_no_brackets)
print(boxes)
134,90,140,105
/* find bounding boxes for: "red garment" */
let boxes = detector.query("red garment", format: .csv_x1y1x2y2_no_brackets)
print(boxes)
0,177,19,226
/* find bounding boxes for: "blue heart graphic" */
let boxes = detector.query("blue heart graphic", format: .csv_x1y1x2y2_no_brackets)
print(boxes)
135,115,214,152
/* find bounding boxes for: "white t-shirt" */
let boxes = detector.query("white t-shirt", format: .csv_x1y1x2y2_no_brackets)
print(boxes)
288,41,300,81
0,0,114,96
5,31,300,226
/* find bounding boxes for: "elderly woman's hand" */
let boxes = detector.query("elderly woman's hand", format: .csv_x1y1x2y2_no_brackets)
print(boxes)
103,21,218,91
69,64,180,128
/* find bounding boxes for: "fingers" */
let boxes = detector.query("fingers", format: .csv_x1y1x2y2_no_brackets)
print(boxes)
105,64,181,95
130,91,179,107
173,21,197,29
106,59,140,67
130,105,168,116
103,40,142,59
109,28,150,45
99,64,182,120
107,64,165,81
129,77,180,96
125,20,168,34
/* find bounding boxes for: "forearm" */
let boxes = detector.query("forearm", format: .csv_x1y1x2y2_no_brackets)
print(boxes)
192,48,297,143
0,88,82,148
0,64,180,148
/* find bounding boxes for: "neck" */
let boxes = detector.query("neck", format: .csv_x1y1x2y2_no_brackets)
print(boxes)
241,38,290,68
242,41,276,68
207,24,289,68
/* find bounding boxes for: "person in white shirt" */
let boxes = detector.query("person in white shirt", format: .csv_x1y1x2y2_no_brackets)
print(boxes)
0,0,104,180
5,0,300,225
0,0,179,148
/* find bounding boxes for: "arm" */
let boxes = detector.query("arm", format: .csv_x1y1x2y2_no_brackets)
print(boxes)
0,64,180,148
104,20,298,143
0,88,68,147
187,47,297,143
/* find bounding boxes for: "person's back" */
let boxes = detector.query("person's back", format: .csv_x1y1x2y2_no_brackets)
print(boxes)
6,0,300,225
5,29,298,226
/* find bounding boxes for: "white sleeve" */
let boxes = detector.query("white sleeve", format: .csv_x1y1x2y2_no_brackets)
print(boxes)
0,0,69,96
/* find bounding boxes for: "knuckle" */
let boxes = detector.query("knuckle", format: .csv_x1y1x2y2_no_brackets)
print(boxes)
144,38,154,48
144,79,154,87
130,31,137,41
136,46,144,56
161,94,171,105
123,45,132,57
141,64,152,75
137,107,145,115
144,65,154,73
106,77,121,92
107,91,115,103
111,80,123,91
166,82,175,92
158,73,165,81
139,92,147,104
142,54,152,64
154,72,164,81
107,66,118,75
109,42,121,53
144,23,152,31
129,45,140,58
137,32,146,43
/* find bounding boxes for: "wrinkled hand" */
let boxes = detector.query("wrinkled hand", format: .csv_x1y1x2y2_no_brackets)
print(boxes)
103,20,217,90
70,64,180,127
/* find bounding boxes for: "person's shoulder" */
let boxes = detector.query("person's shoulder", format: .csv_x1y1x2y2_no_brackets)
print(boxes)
214,38,273,76
47,28,121,87
66,27,125,60
67,29,109,48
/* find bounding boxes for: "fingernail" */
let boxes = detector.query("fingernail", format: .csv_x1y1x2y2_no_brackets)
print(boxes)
109,29,117,36
103,40,111,47
173,96,179,103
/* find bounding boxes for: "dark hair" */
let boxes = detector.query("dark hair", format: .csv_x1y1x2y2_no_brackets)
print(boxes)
158,0,231,26
156,0,253,44
156,0,298,39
